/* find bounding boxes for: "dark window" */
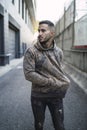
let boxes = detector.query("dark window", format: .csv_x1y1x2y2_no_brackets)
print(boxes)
22,0,24,19
18,0,20,13
12,0,15,4
25,5,27,23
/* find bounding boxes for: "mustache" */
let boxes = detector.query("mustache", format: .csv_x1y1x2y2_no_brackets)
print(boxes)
38,35,43,38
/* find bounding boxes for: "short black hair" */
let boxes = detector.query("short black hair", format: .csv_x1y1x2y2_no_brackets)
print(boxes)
39,20,54,27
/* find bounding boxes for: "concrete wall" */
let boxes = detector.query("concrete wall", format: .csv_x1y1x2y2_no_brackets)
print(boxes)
63,25,73,50
55,0,87,73
74,15,87,46
65,1,74,28
60,16,64,33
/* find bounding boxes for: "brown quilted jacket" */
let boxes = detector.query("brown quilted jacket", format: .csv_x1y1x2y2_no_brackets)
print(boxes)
23,41,70,98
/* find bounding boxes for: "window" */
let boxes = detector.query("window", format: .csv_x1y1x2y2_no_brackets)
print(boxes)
12,0,15,4
18,0,20,13
22,0,24,19
25,5,27,23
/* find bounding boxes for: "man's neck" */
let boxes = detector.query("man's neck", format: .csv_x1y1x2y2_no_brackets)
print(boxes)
41,40,54,49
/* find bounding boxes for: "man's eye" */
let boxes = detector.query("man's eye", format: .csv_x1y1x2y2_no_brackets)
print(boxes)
41,29,46,32
38,29,46,33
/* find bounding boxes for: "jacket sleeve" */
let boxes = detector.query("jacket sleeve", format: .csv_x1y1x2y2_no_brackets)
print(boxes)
23,48,53,86
59,49,64,67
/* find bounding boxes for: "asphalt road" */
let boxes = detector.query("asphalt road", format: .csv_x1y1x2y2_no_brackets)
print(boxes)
0,62,87,130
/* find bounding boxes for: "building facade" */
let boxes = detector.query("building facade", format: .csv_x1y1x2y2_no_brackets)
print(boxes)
0,0,36,65
55,0,87,73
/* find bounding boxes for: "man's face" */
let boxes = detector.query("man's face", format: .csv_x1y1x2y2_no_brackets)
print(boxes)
38,24,53,44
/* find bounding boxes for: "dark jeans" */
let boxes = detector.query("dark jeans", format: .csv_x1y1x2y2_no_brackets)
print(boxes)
31,96,65,130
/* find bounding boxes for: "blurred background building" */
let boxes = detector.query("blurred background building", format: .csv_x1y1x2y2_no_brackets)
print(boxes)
0,0,36,65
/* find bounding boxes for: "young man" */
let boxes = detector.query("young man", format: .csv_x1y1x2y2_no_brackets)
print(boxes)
23,20,70,130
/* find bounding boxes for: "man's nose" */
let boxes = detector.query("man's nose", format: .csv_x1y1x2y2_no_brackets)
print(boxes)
39,31,43,35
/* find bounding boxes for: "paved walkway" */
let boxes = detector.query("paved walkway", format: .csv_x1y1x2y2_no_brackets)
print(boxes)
0,57,23,78
63,62,87,94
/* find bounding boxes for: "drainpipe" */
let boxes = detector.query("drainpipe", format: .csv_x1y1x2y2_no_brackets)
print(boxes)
72,0,76,48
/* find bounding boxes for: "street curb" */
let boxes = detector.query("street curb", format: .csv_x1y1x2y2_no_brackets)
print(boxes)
63,62,87,94
0,57,23,78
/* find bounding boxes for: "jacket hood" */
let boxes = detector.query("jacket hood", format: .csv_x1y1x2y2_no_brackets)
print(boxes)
34,40,56,51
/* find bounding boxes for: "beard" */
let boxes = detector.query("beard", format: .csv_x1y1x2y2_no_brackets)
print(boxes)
39,39,50,48
39,39,53,49
38,36,51,44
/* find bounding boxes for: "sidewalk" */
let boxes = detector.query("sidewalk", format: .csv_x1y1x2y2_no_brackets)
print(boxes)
63,62,87,94
0,57,23,78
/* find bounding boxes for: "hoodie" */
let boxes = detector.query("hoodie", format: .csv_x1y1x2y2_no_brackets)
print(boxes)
23,41,70,98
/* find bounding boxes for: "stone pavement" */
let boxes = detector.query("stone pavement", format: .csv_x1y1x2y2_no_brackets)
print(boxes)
0,57,23,78
0,57,87,94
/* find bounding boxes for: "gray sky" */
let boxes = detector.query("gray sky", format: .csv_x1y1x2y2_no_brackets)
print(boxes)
36,0,69,23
